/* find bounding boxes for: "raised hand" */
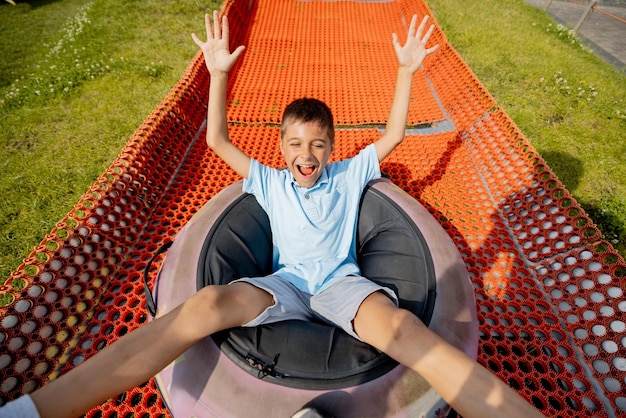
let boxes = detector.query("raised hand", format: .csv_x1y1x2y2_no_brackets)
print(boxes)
392,15,439,73
191,10,246,75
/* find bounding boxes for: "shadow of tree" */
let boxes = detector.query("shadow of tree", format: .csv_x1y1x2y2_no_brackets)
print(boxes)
2,0,62,9
540,149,626,258
538,150,583,192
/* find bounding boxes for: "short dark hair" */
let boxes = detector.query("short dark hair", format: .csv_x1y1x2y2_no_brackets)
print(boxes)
281,98,334,142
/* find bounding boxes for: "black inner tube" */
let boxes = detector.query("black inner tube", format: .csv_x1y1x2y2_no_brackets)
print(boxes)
197,183,436,389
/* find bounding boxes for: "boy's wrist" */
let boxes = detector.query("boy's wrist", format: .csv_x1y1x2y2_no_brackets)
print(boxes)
210,71,229,81
397,65,417,77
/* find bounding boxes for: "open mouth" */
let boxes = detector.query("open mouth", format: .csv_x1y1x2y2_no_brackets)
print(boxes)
297,164,316,178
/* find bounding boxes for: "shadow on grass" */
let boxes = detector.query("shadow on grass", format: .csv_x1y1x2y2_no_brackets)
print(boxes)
541,149,625,258
1,0,62,9
580,200,626,256
539,150,583,192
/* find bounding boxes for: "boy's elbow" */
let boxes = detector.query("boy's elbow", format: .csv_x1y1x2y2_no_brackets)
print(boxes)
376,134,405,161
389,133,405,150
206,134,225,152
206,137,217,151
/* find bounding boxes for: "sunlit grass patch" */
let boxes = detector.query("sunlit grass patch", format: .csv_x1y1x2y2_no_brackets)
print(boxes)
0,0,624,284
0,0,220,281
1,2,170,110
429,0,626,258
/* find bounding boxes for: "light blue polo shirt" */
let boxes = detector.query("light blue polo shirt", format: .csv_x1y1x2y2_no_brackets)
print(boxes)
243,143,381,294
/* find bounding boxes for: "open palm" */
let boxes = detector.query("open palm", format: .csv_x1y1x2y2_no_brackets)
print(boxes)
192,11,245,75
392,15,439,73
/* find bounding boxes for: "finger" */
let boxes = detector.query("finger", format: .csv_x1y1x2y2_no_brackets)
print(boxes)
204,13,213,40
421,23,436,45
231,45,246,61
407,14,418,38
426,44,439,55
391,32,401,55
416,15,429,40
222,15,230,42
191,32,202,48
213,10,221,39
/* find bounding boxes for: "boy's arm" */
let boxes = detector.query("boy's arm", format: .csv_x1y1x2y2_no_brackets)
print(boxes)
375,15,439,162
192,11,251,179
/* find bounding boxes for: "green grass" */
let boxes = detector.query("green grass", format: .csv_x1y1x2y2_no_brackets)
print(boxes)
1,0,625,282
0,0,220,281
427,0,626,257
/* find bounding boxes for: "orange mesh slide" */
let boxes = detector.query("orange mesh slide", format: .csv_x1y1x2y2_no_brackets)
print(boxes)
1,0,624,417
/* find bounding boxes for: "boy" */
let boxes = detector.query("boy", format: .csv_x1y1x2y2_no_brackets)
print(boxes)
1,12,543,418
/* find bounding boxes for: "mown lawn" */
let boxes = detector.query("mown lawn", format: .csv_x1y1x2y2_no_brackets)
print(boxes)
1,0,625,282
0,0,220,281
427,0,626,256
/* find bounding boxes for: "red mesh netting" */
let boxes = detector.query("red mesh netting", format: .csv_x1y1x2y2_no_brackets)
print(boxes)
1,0,624,416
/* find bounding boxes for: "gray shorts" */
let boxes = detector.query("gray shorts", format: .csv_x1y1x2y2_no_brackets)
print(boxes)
231,275,398,341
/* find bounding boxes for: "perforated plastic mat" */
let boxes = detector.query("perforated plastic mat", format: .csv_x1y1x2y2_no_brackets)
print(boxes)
1,0,624,417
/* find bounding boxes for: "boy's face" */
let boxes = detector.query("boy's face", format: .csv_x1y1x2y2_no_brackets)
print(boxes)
280,119,334,188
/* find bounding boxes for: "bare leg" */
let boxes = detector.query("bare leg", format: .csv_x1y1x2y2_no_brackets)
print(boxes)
353,292,544,418
31,283,273,418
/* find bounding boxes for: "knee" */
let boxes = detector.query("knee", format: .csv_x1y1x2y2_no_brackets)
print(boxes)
183,283,272,332
386,308,419,343
187,285,229,317
193,284,222,305
180,285,230,330
356,298,423,352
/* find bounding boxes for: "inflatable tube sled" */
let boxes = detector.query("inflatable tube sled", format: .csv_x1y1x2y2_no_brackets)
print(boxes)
146,178,478,417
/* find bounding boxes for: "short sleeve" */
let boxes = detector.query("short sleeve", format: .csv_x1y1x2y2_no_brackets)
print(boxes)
0,395,41,418
242,159,285,212
331,143,380,190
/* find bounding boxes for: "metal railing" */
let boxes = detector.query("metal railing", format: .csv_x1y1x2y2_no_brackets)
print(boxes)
544,0,626,33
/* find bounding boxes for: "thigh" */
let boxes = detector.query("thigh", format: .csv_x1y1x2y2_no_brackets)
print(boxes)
311,276,398,340
232,275,314,327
